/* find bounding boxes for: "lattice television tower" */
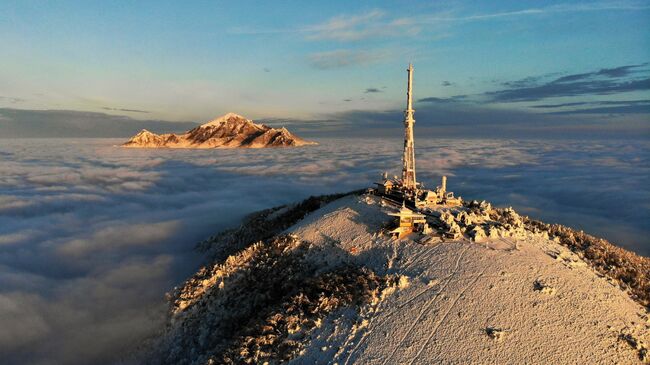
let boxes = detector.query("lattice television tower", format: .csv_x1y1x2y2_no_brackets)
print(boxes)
402,63,417,190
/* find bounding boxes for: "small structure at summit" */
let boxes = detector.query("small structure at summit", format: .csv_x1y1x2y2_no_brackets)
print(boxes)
418,175,462,207
388,204,428,238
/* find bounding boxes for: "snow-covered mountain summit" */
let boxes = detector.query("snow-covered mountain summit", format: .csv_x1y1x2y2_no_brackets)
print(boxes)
122,113,317,149
142,192,649,364
199,112,250,127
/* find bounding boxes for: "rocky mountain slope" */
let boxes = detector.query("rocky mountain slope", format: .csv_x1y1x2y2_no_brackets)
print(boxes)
143,192,649,364
122,113,317,148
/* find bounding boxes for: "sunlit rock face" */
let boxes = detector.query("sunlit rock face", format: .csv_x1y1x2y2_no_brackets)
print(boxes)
122,113,317,148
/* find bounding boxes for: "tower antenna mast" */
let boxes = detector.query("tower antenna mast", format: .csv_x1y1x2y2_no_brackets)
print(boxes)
402,63,417,191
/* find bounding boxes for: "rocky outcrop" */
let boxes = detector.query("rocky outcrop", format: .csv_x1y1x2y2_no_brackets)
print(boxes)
436,199,650,310
431,200,534,242
122,113,317,149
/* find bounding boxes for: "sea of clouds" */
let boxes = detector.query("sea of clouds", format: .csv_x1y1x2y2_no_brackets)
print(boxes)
0,137,648,364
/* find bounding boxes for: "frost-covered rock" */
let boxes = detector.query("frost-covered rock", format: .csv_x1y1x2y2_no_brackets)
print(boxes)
469,225,487,241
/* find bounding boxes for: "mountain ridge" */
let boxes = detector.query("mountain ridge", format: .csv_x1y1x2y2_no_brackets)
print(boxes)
122,113,317,149
141,191,650,364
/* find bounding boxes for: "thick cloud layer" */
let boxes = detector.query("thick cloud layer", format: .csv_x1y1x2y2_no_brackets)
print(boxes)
0,137,648,364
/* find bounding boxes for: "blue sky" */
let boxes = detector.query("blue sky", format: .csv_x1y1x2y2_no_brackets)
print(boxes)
0,0,648,127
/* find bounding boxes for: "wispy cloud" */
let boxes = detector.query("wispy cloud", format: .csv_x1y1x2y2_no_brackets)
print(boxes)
228,9,420,42
413,1,650,24
101,107,150,114
420,63,650,110
419,95,469,104
305,9,420,42
0,96,26,104
307,49,390,70
552,63,648,83
487,63,650,102
228,2,650,41
542,101,650,115
531,99,650,109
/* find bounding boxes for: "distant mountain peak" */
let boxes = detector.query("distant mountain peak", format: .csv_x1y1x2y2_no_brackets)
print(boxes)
122,113,316,149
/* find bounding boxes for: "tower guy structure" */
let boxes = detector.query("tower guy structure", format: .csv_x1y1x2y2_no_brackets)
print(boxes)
402,63,417,191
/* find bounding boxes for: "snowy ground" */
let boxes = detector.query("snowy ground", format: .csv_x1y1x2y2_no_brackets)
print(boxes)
285,195,649,364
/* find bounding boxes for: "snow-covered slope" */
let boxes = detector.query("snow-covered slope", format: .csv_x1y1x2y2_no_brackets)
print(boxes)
146,193,649,364
122,113,317,149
